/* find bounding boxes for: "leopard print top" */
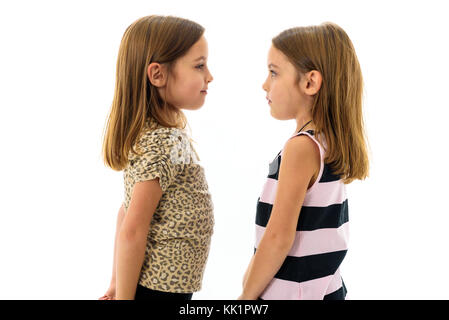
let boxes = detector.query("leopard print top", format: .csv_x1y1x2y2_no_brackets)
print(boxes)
123,123,214,293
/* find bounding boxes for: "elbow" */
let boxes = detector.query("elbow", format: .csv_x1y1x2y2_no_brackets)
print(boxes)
119,229,135,243
118,226,146,244
266,231,295,253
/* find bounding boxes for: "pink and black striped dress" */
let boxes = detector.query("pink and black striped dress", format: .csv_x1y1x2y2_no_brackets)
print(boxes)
255,130,348,300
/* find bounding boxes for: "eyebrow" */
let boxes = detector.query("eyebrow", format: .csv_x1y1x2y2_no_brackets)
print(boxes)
194,56,207,62
268,63,279,69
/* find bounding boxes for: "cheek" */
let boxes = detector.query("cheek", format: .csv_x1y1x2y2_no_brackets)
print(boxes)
166,73,206,108
270,81,285,103
270,81,298,119
178,75,203,97
189,77,204,93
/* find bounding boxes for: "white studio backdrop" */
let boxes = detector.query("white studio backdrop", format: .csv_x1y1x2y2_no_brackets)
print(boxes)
0,0,448,299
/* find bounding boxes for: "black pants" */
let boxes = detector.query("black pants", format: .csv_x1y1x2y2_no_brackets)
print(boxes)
135,285,193,301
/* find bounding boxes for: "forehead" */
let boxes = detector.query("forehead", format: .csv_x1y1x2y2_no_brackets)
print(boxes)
267,45,289,67
182,36,208,60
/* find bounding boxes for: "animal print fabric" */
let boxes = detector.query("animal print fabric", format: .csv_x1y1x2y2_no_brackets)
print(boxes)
123,123,214,293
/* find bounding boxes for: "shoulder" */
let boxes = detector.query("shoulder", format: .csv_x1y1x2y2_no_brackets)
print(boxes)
283,134,320,162
130,126,193,164
276,134,321,189
136,127,184,152
140,126,180,144
279,134,321,180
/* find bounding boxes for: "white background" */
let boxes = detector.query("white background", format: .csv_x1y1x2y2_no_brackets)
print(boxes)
1,0,448,299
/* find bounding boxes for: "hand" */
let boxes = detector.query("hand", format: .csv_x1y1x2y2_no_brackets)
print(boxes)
99,283,116,300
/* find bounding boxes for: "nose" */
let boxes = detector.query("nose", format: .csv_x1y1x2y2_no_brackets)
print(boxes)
207,67,213,83
262,79,268,92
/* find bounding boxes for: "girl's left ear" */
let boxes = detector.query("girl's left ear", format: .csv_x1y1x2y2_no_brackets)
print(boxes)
303,70,322,95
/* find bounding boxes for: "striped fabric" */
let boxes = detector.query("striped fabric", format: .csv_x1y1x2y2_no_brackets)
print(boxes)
255,130,348,300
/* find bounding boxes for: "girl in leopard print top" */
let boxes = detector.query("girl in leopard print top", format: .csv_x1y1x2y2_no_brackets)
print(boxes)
100,15,214,300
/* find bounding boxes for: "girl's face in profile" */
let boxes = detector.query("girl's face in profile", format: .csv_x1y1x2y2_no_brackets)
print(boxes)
262,45,306,120
165,36,213,110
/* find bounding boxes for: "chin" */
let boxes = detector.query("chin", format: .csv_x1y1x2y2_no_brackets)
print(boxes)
181,104,204,111
270,108,280,120
270,109,290,121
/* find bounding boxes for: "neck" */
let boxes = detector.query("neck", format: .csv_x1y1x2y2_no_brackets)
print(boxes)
295,114,314,133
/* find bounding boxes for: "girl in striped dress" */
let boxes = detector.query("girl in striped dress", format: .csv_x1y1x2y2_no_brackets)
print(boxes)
239,22,369,300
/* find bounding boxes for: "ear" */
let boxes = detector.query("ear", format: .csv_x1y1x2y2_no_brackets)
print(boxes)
302,70,322,96
147,62,167,87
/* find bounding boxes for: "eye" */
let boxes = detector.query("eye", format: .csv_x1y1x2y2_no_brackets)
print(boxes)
195,64,205,70
269,70,277,77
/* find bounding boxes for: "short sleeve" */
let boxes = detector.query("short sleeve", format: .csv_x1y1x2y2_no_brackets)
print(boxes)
128,129,180,192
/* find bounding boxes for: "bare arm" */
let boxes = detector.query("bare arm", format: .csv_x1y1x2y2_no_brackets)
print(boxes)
116,178,162,300
99,204,126,300
242,255,255,288
111,204,125,286
239,136,320,299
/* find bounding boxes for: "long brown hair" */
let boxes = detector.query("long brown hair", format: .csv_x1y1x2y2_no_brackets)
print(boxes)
102,15,205,171
273,22,369,183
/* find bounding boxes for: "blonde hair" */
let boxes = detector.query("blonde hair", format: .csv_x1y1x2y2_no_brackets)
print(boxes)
102,15,204,171
273,22,369,183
